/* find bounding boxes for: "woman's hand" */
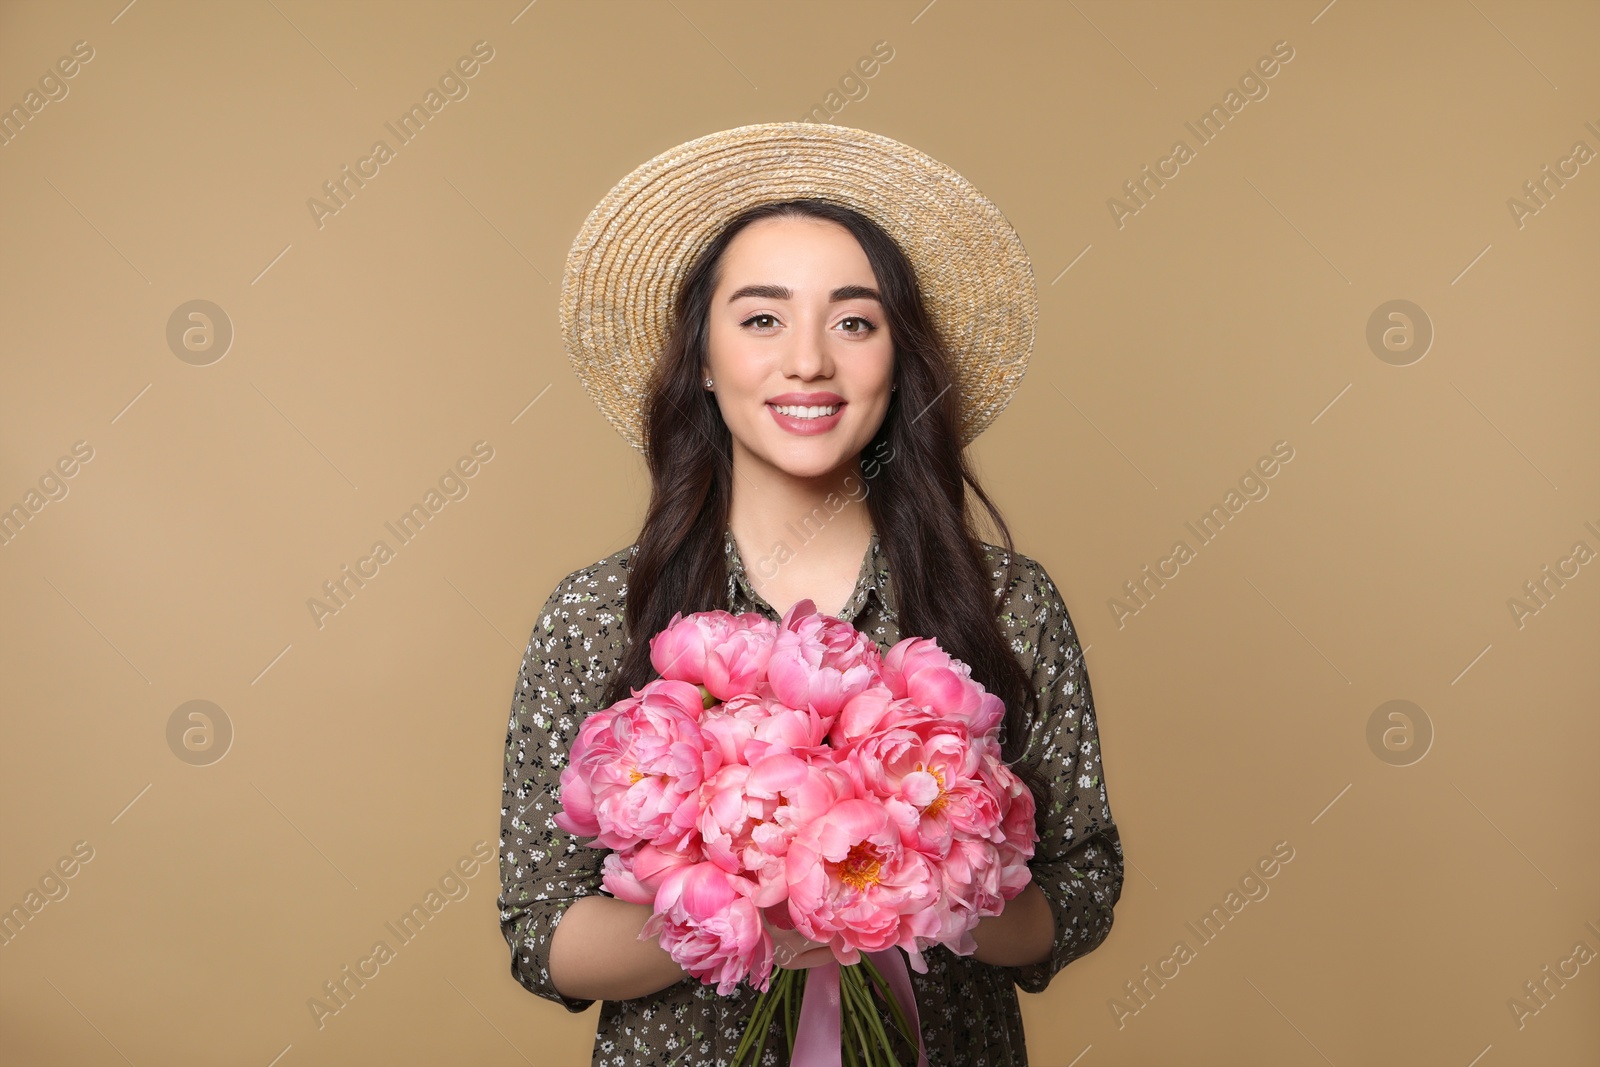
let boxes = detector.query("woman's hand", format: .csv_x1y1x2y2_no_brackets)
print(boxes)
761,906,836,969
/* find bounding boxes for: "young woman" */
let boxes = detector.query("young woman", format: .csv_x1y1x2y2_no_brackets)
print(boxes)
498,123,1124,1065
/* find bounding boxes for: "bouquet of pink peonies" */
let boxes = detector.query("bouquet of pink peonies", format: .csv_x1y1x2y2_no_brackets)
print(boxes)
554,598,1038,1067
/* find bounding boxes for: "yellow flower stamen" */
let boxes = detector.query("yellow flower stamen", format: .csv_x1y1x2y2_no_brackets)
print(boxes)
838,841,882,892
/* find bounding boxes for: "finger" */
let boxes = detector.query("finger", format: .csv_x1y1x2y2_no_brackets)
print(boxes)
788,944,837,969
772,935,825,969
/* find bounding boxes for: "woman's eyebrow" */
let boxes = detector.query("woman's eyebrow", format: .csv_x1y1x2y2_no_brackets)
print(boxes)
726,283,882,304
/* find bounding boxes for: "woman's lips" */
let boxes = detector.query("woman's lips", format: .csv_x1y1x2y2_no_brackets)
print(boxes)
767,402,845,436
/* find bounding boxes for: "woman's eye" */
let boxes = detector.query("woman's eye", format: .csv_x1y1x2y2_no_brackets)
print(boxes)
740,313,876,333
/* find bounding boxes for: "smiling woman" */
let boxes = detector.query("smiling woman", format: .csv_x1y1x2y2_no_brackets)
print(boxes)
502,122,1124,1066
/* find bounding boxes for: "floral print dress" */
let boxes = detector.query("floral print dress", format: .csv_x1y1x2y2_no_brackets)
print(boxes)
498,526,1124,1066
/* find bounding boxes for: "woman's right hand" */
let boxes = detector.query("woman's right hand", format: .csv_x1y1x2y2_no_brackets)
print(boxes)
762,906,836,970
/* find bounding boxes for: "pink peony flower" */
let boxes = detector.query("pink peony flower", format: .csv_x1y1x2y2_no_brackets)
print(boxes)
640,862,774,995
740,752,849,907
551,703,625,840
600,841,702,905
876,637,1005,737
845,718,1000,858
695,762,776,875
650,610,779,703
981,752,1038,899
830,683,929,749
698,693,832,766
554,679,716,851
765,599,883,721
748,704,833,761
696,693,773,766
783,795,942,972
921,836,1000,951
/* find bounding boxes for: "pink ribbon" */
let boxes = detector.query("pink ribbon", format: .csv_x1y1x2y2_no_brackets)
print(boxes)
867,950,928,1067
792,963,841,1067
790,951,927,1067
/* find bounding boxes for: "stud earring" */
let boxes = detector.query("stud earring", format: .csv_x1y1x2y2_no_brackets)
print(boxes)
704,378,713,389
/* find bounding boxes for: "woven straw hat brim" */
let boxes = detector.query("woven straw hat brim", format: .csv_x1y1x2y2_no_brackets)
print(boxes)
559,121,1038,453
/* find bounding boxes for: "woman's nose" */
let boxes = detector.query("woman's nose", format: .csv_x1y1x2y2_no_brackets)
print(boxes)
782,318,832,379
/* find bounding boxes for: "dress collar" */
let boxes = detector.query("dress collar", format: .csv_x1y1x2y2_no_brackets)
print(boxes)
722,524,896,622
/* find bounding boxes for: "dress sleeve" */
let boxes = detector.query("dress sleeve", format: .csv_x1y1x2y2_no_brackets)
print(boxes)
1007,558,1125,994
497,575,617,1013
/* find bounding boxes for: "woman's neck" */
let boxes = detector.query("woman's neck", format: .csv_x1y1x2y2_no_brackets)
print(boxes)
726,457,873,610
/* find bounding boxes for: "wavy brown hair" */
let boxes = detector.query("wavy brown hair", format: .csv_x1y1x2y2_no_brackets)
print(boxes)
599,198,1049,816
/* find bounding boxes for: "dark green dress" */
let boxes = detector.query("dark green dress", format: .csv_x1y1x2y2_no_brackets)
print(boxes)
498,527,1124,1065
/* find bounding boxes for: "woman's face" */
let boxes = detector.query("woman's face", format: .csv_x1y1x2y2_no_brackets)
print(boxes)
702,215,895,482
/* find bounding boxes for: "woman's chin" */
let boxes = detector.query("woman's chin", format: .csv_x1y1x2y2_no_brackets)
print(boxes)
767,450,859,481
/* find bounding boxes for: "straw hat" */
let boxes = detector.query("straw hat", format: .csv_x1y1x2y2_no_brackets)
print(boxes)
558,121,1038,454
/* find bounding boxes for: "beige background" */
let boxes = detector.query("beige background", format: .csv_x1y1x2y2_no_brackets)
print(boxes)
2,0,1596,1064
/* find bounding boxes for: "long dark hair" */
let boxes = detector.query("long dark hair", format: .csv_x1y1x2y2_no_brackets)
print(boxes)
600,197,1050,817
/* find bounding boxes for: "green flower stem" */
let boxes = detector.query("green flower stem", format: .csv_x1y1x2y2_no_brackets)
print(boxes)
731,998,760,1066
859,955,916,1048
756,972,793,1064
737,962,922,1067
794,968,806,1047
731,974,785,1067
781,970,795,1051
841,1006,861,1067
850,965,903,1067
750,1006,772,1067
838,966,889,1067
840,970,873,1065
731,994,759,1067
840,967,873,1065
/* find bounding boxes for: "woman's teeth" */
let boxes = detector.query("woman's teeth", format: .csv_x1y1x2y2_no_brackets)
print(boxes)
770,404,841,419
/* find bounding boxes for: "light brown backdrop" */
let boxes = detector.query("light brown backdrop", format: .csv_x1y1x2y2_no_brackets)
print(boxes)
1,1,1595,1065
